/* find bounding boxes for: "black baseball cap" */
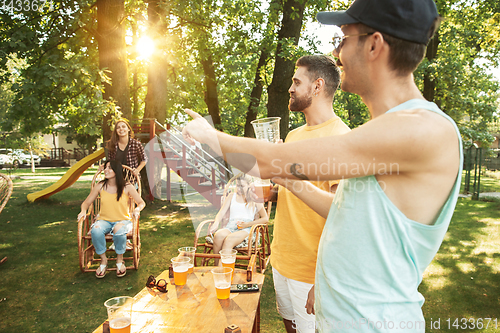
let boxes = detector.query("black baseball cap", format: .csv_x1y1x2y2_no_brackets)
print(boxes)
317,0,439,45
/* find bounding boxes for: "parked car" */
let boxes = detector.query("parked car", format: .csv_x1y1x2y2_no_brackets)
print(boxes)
0,152,12,168
13,149,41,166
0,148,13,167
0,148,41,167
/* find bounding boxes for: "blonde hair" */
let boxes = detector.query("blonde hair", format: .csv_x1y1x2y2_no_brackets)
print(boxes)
235,174,257,212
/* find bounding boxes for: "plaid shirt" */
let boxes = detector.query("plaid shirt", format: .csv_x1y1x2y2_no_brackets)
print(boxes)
108,137,147,169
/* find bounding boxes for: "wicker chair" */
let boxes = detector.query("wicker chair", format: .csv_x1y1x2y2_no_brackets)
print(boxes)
77,165,142,273
0,172,13,215
193,173,272,281
0,173,13,265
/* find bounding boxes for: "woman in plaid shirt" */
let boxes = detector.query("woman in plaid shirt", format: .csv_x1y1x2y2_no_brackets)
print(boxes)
106,118,147,178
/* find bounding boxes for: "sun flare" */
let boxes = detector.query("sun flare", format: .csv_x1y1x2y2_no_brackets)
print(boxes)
136,36,155,59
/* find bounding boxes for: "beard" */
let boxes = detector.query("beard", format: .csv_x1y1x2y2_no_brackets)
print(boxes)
289,93,313,112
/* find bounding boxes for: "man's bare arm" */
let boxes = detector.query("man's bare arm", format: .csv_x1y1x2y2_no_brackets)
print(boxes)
183,108,459,181
272,178,334,219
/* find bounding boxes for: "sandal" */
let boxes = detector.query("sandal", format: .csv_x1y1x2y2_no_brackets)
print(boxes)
96,264,107,279
116,262,126,278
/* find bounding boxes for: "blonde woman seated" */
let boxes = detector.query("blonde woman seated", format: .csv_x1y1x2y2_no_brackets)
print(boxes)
210,174,269,264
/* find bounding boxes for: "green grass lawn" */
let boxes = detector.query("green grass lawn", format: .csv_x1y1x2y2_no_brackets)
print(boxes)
2,166,99,176
420,197,500,332
0,171,286,333
0,170,499,332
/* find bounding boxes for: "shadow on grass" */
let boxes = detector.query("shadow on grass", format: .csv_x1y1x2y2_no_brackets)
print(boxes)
0,179,203,332
420,198,500,332
5,176,498,332
0,178,285,332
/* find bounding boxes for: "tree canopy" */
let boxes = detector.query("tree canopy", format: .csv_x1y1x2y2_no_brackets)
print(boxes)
0,0,498,148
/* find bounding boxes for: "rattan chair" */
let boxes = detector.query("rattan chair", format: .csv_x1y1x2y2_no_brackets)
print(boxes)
77,165,142,273
193,173,272,281
0,173,13,265
0,172,13,215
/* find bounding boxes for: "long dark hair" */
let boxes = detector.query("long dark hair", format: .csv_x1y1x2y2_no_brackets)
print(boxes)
100,160,126,201
106,118,134,155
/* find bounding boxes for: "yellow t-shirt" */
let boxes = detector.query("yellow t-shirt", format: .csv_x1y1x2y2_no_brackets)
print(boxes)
270,116,350,284
98,189,131,222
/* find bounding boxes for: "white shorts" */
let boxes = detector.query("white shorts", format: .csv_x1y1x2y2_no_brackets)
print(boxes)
273,267,316,333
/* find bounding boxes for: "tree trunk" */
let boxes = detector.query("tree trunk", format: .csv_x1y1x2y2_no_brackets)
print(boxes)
143,0,170,200
97,0,132,141
423,32,440,105
130,20,139,121
244,51,269,138
202,54,222,129
144,0,168,125
267,0,307,139
244,0,280,138
132,68,139,120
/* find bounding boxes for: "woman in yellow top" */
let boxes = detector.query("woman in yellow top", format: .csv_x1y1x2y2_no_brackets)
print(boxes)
78,160,145,278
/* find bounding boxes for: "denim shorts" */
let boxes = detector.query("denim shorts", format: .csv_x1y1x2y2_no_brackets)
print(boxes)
91,219,132,255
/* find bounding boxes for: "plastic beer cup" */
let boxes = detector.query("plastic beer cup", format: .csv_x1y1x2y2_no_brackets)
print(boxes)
104,296,133,333
251,117,280,143
219,249,237,280
251,117,280,199
171,256,191,286
254,179,271,200
178,246,196,274
211,267,232,300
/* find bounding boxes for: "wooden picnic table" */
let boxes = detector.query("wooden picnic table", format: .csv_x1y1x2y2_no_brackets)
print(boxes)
93,266,265,333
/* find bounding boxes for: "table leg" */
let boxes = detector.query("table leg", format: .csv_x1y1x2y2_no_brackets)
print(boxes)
252,301,260,333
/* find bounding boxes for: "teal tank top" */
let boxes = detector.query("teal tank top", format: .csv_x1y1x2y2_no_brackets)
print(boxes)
315,99,463,332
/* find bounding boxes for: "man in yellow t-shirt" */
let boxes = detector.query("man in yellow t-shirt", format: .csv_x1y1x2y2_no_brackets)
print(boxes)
270,55,350,333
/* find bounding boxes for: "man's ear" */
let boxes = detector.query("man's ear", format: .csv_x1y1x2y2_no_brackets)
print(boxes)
367,32,386,60
314,78,325,95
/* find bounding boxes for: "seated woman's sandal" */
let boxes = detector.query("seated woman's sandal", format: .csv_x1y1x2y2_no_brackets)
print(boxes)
96,264,107,279
116,262,126,278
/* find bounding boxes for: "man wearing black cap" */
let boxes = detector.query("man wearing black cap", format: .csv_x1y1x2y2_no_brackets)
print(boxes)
182,0,462,331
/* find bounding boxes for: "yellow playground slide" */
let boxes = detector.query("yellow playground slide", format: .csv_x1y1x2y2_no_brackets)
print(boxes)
27,148,105,202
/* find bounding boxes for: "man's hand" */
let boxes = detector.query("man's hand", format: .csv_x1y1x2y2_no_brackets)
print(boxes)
248,183,274,203
182,109,217,146
268,184,279,202
306,285,315,315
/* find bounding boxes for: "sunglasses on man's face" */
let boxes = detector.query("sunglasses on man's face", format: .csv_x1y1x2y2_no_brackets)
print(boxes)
331,31,375,52
146,275,168,295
